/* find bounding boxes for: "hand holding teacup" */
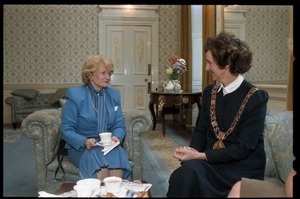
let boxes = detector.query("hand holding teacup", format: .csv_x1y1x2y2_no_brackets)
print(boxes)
85,138,98,149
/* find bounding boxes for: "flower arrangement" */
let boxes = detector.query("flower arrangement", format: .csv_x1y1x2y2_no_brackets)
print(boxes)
164,55,187,80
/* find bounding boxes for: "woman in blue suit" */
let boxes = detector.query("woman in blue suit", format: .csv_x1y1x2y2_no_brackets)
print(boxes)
61,54,132,181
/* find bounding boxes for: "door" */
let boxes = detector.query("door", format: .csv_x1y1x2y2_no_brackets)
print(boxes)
103,25,152,110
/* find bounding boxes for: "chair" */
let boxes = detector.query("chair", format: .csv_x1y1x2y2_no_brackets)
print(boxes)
21,108,152,192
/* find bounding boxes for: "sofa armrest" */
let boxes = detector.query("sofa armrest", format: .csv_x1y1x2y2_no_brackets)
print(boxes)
5,95,32,107
5,96,31,123
264,111,294,183
21,108,62,191
122,109,152,180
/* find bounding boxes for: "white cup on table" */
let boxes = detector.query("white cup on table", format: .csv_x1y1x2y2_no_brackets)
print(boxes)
75,178,100,197
73,184,94,197
103,176,122,195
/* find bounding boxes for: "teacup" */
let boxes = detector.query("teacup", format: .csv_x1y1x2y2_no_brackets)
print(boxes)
103,176,122,194
76,178,101,196
99,132,112,144
73,184,94,197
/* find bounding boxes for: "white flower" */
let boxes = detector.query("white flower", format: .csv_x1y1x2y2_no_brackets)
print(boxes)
178,58,186,65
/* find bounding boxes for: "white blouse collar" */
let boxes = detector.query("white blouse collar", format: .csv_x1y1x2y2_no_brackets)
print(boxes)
218,74,244,96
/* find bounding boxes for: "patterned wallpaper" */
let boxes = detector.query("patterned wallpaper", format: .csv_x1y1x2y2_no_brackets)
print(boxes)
244,6,291,83
3,5,99,85
3,5,290,86
158,5,180,82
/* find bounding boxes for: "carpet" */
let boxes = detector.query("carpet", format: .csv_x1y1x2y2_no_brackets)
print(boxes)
3,125,190,197
141,124,189,197
3,128,38,197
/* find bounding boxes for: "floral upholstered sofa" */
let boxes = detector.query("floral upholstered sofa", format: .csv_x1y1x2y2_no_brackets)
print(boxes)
263,110,294,188
21,108,152,193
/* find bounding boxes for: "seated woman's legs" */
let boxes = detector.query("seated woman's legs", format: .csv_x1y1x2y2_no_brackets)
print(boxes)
228,169,296,198
97,168,109,180
167,160,201,197
227,181,241,198
109,169,123,178
97,168,124,180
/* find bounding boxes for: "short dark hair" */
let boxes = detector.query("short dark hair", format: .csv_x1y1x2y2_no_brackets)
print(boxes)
204,32,253,74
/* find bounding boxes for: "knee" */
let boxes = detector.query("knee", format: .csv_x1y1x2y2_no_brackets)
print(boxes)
227,181,241,198
169,160,201,181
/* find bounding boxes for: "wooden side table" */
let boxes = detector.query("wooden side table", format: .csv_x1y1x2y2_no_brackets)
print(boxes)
149,90,202,137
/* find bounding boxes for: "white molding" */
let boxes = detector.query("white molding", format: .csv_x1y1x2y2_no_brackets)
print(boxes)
99,5,159,10
99,5,159,18
98,5,159,92
224,6,247,41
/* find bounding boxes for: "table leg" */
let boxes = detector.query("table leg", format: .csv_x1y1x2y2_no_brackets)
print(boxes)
181,96,191,130
182,103,189,130
157,96,166,137
195,96,202,126
161,107,166,137
148,102,156,130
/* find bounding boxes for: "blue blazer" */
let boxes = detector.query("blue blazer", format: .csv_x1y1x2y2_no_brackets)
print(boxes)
61,84,126,151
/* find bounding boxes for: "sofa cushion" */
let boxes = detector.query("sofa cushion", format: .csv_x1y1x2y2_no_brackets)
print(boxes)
51,88,68,105
265,111,294,183
263,113,279,178
11,89,39,100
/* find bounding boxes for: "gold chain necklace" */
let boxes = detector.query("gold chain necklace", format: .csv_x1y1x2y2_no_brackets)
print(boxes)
210,84,258,149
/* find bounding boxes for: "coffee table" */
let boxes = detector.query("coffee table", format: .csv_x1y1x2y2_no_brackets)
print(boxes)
58,181,151,197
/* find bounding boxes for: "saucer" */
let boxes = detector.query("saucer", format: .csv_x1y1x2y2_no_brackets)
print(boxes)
97,140,115,147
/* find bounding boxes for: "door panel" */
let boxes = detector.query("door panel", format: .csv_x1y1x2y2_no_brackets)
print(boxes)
105,25,151,110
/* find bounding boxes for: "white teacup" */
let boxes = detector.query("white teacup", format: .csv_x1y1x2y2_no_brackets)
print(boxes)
76,178,101,196
74,184,94,197
99,132,112,144
103,176,122,194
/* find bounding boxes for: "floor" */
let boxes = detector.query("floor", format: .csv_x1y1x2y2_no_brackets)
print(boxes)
164,119,193,142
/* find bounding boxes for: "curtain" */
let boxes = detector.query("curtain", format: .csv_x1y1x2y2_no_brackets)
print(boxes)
202,5,216,91
180,5,192,92
180,5,193,124
180,5,217,124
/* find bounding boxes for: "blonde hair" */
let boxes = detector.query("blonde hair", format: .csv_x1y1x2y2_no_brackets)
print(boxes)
81,54,114,84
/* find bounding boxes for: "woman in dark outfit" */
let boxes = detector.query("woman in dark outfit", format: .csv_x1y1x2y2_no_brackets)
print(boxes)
166,32,269,197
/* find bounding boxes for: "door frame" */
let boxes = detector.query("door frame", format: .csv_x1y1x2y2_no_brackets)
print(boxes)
98,5,159,92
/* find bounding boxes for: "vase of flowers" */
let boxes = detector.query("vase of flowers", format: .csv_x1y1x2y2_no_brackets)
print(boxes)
163,55,187,92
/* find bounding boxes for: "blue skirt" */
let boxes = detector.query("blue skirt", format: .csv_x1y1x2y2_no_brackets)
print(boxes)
67,144,132,181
